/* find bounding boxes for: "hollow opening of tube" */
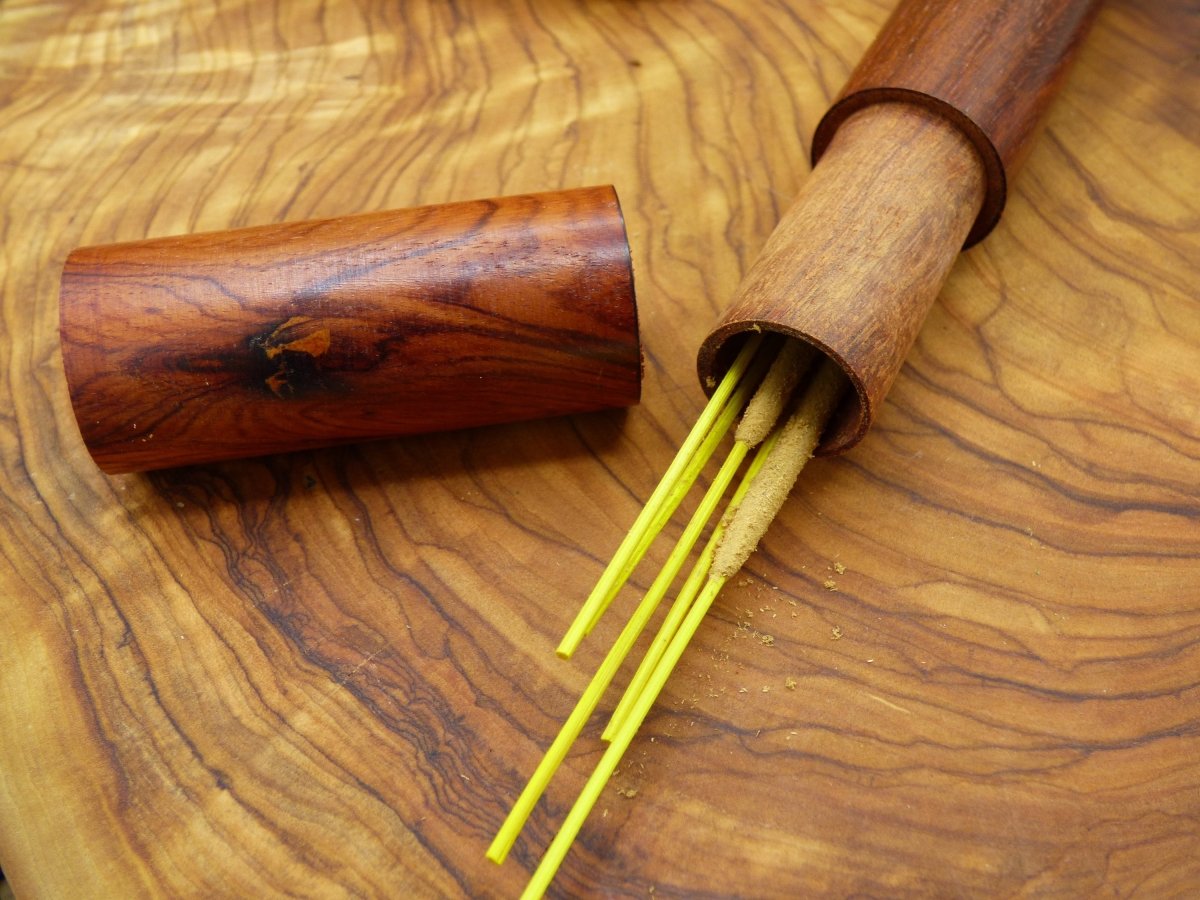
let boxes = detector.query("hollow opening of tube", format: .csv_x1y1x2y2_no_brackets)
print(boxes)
696,326,867,456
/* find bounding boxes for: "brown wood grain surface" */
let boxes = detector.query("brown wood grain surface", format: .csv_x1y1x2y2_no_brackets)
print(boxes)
1,1,1197,897
60,186,640,474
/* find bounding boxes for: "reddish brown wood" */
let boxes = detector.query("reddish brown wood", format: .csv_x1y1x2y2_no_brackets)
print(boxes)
59,186,641,473
812,0,1102,245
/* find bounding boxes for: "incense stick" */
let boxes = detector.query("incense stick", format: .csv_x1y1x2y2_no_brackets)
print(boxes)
601,340,817,740
713,358,847,578
517,429,781,898
485,341,776,865
555,333,767,659
491,338,846,898
519,358,842,892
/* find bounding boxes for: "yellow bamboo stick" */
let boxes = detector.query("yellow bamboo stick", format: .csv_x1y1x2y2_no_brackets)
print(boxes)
519,575,728,900
484,437,747,863
487,351,777,862
602,428,779,740
555,334,765,659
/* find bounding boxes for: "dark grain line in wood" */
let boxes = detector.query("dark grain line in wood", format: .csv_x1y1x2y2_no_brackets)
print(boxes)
60,187,641,473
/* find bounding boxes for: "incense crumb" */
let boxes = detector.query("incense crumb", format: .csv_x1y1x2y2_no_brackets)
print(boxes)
831,625,843,640
833,562,846,575
785,677,797,690
823,578,837,591
760,634,775,646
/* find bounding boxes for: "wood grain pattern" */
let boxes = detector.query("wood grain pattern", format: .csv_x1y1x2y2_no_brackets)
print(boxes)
60,186,640,473
1,1,1197,898
699,102,986,454
813,0,1103,244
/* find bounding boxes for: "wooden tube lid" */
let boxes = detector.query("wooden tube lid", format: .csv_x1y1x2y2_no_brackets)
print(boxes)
60,186,641,474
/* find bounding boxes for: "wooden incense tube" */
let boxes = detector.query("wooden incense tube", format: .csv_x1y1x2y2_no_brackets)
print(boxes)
60,186,640,473
698,0,1101,455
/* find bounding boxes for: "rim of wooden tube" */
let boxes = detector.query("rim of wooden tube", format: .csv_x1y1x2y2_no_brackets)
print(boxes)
696,325,867,457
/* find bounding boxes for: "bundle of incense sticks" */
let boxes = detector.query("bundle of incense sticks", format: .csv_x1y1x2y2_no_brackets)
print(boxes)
488,0,1100,895
488,334,847,896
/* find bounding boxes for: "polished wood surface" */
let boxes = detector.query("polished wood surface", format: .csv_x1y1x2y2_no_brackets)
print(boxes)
1,1,1197,897
60,186,639,473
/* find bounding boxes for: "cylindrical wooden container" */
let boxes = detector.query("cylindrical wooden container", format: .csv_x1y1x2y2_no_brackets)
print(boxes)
698,0,1100,455
60,186,641,473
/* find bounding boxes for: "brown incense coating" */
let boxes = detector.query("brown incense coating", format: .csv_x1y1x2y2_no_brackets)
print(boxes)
812,0,1102,245
59,186,641,473
735,339,815,447
713,359,847,579
699,102,985,456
